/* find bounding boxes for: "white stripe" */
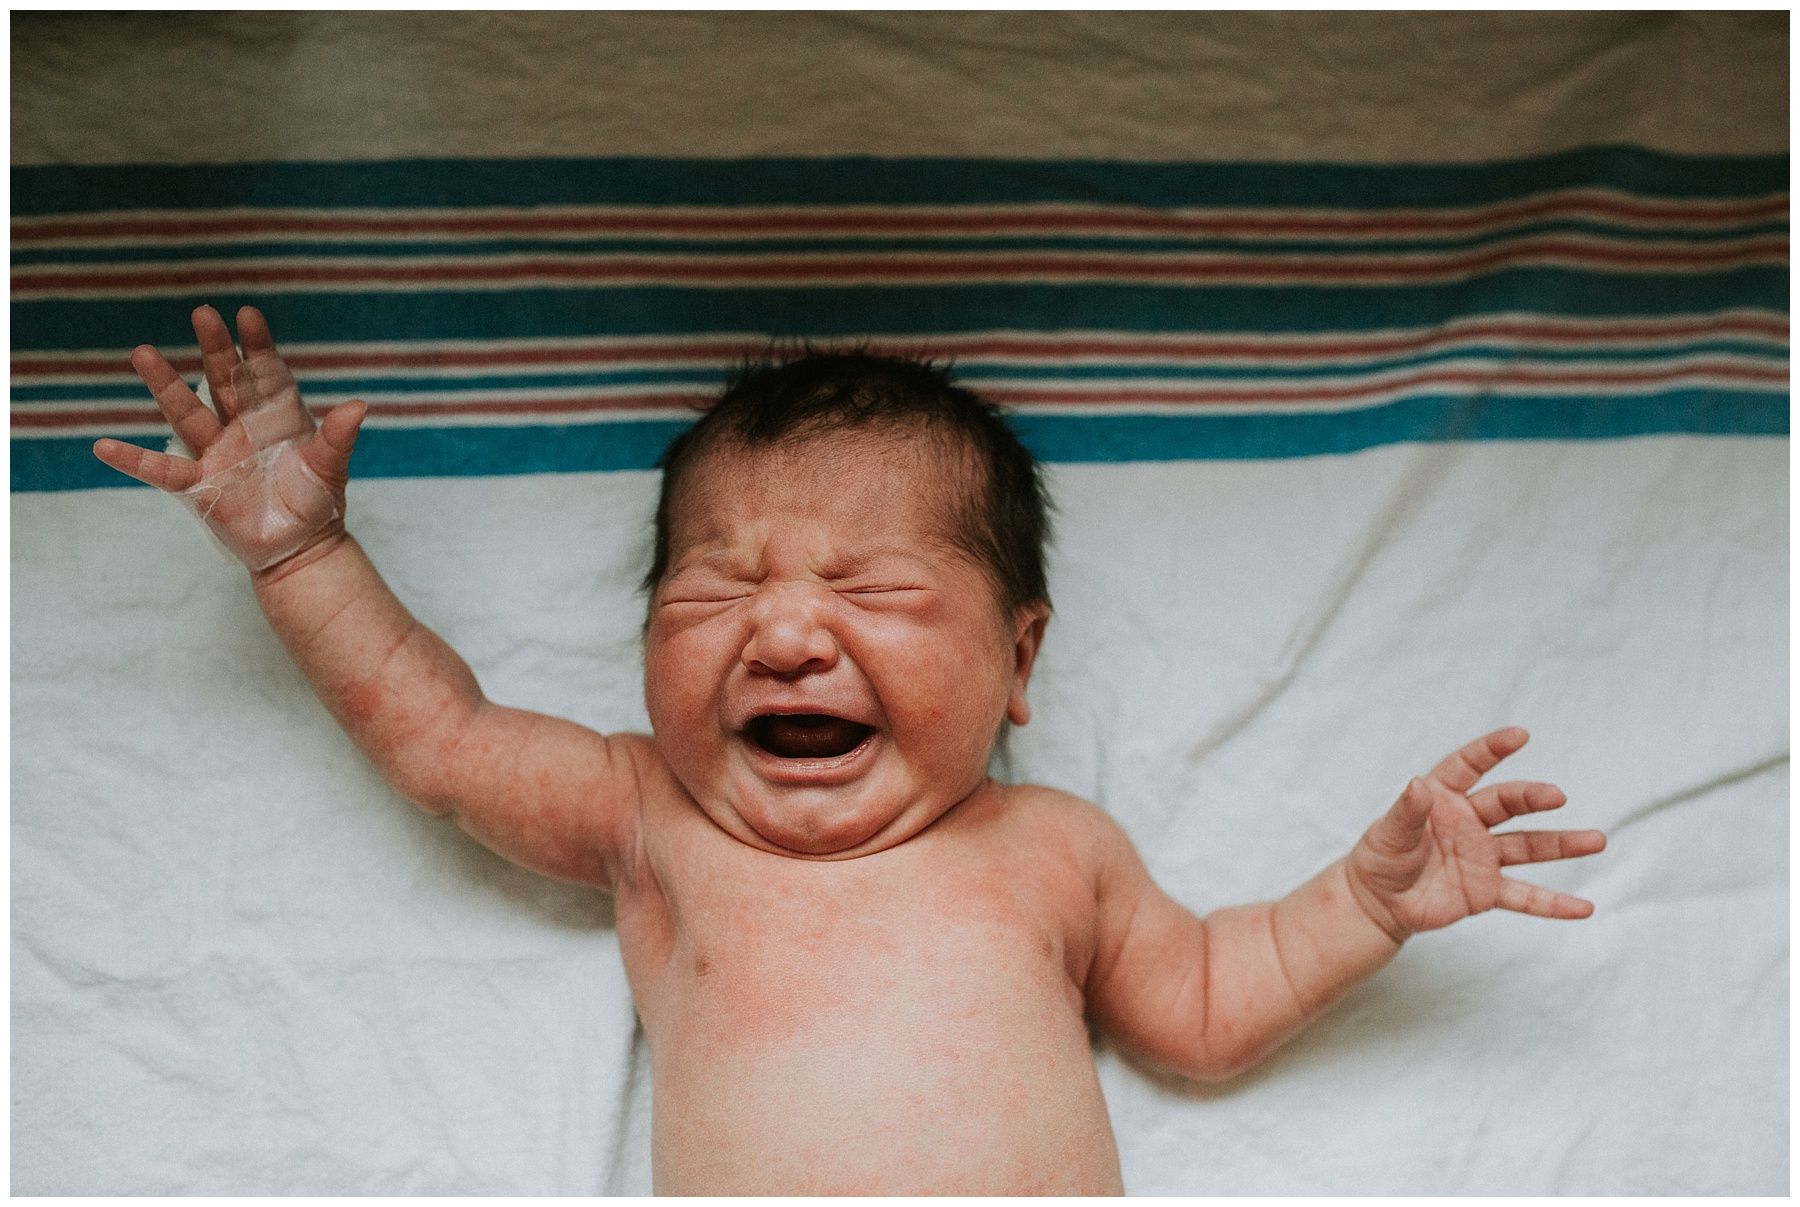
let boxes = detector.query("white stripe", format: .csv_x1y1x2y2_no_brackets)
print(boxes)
11,316,1788,387
17,233,1787,276
10,243,1787,301
19,360,1785,434
976,373,1789,420
22,369,1785,441
12,406,702,442
970,351,1790,389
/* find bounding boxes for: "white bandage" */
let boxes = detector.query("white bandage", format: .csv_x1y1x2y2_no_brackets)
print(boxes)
172,357,342,572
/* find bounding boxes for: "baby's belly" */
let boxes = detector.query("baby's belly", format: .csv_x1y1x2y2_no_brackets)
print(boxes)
641,929,1122,1194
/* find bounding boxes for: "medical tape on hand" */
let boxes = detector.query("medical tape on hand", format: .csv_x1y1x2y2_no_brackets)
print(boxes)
170,358,342,572
231,354,314,451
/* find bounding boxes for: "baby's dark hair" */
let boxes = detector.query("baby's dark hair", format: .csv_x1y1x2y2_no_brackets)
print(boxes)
644,348,1053,613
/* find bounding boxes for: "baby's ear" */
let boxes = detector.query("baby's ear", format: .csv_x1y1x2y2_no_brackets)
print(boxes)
1006,602,1051,727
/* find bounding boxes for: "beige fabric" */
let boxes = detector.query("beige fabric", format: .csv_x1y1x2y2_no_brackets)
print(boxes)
11,11,1786,166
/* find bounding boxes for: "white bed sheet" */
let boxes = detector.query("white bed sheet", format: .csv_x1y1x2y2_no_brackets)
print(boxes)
13,435,1786,1193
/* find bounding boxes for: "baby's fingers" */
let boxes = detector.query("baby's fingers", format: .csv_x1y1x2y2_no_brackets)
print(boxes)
132,343,223,453
1426,726,1529,794
302,399,368,490
92,438,203,493
1363,778,1434,857
1468,779,1566,827
192,304,245,420
1496,828,1607,867
234,304,277,357
1496,877,1595,920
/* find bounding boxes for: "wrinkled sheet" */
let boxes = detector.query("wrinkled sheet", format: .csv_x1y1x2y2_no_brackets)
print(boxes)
11,11,1788,1195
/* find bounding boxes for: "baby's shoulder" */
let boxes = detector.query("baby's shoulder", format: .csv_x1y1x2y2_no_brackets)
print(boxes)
982,781,1140,864
974,784,1148,952
988,779,1100,821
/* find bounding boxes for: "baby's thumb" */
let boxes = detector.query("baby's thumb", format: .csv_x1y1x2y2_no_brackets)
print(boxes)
308,400,368,486
1391,778,1434,833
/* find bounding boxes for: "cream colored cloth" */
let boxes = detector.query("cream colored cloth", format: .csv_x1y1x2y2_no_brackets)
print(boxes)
12,12,1785,165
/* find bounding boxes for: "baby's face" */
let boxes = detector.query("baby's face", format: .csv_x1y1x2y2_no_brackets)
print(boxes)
644,429,1046,859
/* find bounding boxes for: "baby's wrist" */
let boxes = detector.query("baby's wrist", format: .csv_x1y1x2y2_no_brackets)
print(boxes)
1337,857,1411,947
250,525,352,588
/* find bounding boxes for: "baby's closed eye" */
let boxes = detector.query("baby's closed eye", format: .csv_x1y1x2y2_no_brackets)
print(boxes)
836,583,933,608
654,567,934,614
656,578,757,612
661,588,754,604
838,581,926,594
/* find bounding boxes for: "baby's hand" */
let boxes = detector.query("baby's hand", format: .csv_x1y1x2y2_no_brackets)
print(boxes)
1344,728,1605,943
93,305,367,575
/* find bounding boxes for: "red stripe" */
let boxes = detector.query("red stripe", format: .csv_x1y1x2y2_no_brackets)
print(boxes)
11,316,1789,379
11,194,1788,243
16,362,1786,429
10,238,1790,294
9,341,760,378
14,407,173,428
11,395,696,428
984,363,1791,406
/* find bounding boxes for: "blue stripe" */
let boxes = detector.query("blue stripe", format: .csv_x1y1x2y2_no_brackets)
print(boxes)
11,220,1789,266
11,148,1787,215
21,389,1785,492
10,269,1788,351
1017,390,1788,460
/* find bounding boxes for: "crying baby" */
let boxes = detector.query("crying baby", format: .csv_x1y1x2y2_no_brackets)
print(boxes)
94,305,1605,1193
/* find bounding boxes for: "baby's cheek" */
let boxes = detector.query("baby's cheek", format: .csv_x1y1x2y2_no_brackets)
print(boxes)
644,642,717,736
889,645,1011,754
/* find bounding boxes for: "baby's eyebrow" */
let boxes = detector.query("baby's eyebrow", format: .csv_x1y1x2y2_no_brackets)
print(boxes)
665,542,945,584
814,546,937,579
663,549,756,580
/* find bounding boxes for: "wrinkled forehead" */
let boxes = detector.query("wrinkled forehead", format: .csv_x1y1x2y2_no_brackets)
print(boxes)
669,423,983,548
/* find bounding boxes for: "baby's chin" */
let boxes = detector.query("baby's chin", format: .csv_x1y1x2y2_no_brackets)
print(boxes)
735,799,898,858
705,767,968,860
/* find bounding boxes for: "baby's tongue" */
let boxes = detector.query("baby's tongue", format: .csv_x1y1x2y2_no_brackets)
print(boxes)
755,714,870,759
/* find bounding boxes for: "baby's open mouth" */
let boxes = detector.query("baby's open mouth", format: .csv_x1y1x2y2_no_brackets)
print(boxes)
746,714,875,760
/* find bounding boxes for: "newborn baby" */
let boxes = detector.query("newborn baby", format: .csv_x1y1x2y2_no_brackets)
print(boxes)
95,306,1606,1194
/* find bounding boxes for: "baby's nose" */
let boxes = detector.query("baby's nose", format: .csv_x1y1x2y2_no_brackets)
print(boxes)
741,585,840,677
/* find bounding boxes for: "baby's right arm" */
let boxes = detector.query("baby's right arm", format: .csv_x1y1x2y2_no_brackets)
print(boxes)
96,306,643,890
252,533,645,889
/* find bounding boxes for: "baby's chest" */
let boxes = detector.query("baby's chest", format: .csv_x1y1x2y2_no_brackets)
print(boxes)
621,838,1091,1046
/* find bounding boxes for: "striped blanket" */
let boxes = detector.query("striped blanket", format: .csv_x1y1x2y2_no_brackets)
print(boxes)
13,150,1785,488
11,30,1788,1195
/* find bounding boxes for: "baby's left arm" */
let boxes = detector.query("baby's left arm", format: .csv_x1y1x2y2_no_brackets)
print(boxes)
1085,728,1605,1082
